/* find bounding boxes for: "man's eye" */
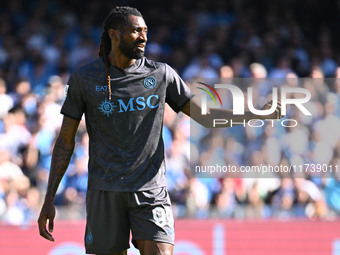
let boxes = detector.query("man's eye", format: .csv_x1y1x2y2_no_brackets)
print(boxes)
133,28,147,33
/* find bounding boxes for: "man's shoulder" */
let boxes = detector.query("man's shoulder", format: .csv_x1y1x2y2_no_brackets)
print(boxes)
142,57,167,70
72,58,103,75
141,58,180,79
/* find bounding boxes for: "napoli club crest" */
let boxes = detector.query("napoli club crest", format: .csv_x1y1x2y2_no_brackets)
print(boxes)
144,76,157,89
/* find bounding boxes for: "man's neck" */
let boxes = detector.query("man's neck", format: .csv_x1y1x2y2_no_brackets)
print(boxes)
108,52,136,69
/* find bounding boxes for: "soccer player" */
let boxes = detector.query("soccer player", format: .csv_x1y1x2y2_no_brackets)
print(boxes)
38,6,280,255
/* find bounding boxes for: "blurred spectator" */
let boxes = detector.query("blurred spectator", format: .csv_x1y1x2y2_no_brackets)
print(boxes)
10,78,32,107
265,178,295,219
219,65,234,80
186,178,210,218
293,178,322,218
0,149,24,181
212,178,237,218
0,107,31,164
250,62,267,79
325,160,340,216
0,78,13,119
182,54,219,81
269,56,293,79
245,182,266,219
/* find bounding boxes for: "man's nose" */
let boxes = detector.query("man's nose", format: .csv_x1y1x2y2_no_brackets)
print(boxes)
139,31,147,42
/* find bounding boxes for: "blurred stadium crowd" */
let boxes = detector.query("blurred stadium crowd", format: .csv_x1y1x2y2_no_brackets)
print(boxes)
1,0,340,225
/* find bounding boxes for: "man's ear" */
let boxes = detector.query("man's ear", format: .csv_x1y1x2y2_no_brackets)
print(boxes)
108,28,120,41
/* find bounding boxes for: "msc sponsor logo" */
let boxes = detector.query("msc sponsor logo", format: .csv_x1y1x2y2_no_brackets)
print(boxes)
98,95,160,117
98,98,116,117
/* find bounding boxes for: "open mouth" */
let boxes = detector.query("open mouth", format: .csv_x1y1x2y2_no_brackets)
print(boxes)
136,44,146,51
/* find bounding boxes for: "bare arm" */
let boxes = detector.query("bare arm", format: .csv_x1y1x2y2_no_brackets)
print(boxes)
38,115,80,241
181,97,280,128
45,116,80,200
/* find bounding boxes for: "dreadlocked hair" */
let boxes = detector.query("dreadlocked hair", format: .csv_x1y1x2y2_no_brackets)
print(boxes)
98,6,143,100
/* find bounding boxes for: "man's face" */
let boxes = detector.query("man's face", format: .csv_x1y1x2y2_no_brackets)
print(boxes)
118,15,148,59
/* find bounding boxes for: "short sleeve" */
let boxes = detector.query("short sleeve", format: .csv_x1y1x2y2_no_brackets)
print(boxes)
165,64,194,113
61,72,85,120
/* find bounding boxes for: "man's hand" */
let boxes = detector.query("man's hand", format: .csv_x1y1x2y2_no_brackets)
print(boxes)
37,116,80,241
262,98,283,119
37,201,56,242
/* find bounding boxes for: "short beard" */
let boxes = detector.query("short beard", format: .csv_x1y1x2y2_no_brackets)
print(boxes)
119,40,144,59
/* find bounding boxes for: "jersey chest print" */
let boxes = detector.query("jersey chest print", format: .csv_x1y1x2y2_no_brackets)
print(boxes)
97,76,160,117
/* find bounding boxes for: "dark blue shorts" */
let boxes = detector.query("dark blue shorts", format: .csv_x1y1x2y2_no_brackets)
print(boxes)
84,187,175,254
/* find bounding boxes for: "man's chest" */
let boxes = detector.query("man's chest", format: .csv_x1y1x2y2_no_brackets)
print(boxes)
83,74,166,118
